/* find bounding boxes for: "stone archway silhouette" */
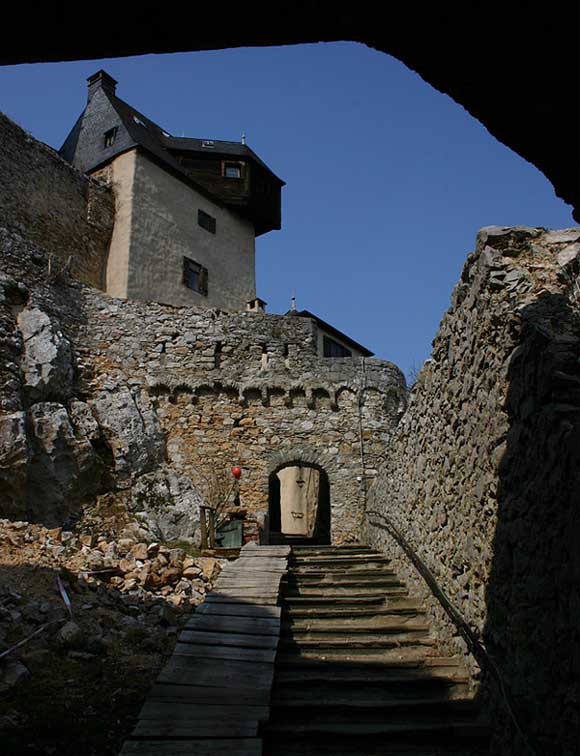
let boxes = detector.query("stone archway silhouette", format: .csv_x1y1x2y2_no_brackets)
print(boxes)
3,8,577,219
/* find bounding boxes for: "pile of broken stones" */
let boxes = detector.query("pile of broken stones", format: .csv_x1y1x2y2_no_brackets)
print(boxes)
0,517,224,700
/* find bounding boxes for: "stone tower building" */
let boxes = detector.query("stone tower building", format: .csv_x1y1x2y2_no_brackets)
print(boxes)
60,70,285,311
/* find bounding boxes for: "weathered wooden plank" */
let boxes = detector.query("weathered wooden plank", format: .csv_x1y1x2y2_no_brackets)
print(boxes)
239,552,290,559
220,565,286,576
213,585,281,594
131,719,258,737
215,578,282,587
184,614,280,636
209,586,280,595
216,573,282,581
206,594,280,603
221,569,285,577
227,558,287,568
117,547,288,756
197,602,281,618
214,577,280,593
158,657,275,689
233,556,287,563
149,683,270,705
204,594,279,606
173,642,276,663
138,701,270,721
241,545,290,556
179,629,279,648
217,571,283,579
120,738,262,755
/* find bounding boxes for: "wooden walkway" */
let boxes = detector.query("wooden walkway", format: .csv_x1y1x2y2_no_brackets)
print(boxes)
120,543,290,756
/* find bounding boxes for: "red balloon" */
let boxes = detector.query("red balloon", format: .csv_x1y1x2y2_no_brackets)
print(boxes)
231,466,242,479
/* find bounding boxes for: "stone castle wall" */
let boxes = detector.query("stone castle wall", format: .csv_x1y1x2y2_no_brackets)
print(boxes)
365,226,580,755
0,223,406,543
72,290,406,543
4,109,580,752
0,112,114,289
0,111,406,544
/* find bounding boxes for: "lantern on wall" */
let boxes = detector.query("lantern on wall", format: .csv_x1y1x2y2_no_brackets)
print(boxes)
231,466,242,480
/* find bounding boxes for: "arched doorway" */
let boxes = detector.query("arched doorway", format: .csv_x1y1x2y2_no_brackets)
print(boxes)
268,463,330,545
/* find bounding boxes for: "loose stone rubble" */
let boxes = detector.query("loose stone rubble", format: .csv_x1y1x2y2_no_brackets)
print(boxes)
0,517,224,754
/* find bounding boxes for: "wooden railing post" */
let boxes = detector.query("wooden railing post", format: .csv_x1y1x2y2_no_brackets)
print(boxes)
208,510,216,549
199,506,208,550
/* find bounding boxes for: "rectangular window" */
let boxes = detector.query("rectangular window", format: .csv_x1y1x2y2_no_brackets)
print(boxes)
198,209,216,234
183,257,208,295
103,127,118,148
323,335,352,358
222,161,243,179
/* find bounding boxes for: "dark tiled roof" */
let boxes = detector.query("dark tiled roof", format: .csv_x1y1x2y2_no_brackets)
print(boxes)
288,309,374,357
105,93,198,180
164,137,284,183
101,90,284,186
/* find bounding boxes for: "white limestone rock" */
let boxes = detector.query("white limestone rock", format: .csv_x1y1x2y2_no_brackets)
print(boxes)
90,386,164,484
557,243,580,267
17,307,73,402
128,466,202,544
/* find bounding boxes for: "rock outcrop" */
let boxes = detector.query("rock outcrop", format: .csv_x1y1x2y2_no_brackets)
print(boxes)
0,229,204,533
17,307,73,403
366,225,580,755
127,466,203,544
90,384,165,484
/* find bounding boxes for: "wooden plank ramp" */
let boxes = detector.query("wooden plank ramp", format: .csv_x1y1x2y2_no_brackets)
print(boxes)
119,543,290,756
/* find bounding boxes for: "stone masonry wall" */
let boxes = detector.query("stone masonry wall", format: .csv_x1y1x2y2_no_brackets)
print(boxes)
0,112,114,288
0,223,405,544
73,291,405,543
365,226,580,755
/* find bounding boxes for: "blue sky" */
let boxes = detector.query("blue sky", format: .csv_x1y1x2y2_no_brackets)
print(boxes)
0,42,574,380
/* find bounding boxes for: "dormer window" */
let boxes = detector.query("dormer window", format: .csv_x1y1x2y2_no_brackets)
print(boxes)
202,140,215,148
323,336,352,358
223,161,243,179
103,127,118,148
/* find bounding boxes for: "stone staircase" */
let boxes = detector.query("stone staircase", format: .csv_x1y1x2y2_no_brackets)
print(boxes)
262,545,489,756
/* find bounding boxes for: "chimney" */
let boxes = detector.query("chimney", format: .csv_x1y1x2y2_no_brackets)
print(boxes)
246,297,267,313
87,70,118,101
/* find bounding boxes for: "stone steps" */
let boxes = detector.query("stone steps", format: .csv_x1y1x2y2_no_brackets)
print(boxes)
282,617,431,634
287,570,399,582
268,700,482,724
273,681,472,704
284,586,407,598
280,630,434,648
284,598,426,618
288,556,392,569
273,660,470,684
262,545,489,756
283,591,408,607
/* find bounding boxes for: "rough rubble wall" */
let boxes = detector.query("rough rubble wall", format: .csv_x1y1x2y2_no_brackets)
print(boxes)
366,226,580,755
0,113,114,288
0,224,405,544
74,291,405,543
0,226,170,533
